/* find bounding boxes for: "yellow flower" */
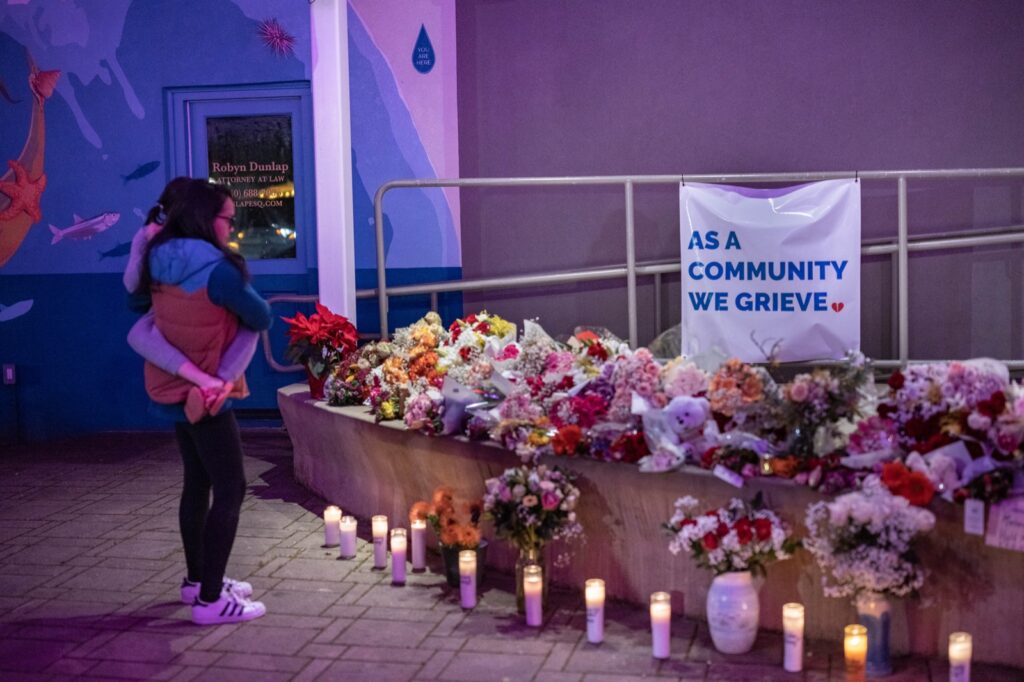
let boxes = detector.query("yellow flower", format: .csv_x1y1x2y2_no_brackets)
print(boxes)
489,316,515,339
380,402,395,420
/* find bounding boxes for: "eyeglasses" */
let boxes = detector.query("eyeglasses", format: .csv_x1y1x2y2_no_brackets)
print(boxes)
217,214,237,228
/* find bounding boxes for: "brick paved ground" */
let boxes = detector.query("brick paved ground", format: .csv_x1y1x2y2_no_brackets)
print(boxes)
0,430,1019,681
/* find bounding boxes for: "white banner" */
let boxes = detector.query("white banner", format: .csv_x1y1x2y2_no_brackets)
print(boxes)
679,180,860,362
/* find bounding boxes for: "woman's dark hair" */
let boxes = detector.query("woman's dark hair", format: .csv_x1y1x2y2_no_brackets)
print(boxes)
141,179,249,290
144,176,192,226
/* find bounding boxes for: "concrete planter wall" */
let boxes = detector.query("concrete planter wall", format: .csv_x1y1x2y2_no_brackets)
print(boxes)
280,384,1024,667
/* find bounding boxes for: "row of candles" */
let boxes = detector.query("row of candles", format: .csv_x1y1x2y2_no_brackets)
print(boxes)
324,507,973,679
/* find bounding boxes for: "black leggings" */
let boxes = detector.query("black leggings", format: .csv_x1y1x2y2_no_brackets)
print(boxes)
174,410,247,603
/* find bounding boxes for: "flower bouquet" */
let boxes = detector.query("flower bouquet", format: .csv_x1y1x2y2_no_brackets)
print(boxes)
410,486,485,587
483,464,582,610
804,476,935,675
282,302,358,398
665,494,797,654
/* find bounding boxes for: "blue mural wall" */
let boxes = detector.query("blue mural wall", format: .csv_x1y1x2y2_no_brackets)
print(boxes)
0,0,313,442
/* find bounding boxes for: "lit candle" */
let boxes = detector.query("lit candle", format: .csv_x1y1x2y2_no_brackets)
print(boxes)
371,515,388,569
339,515,357,559
650,591,671,659
323,505,341,547
459,549,477,609
948,632,972,682
844,624,867,682
782,603,804,673
524,565,543,627
585,579,605,644
411,519,427,572
390,528,407,585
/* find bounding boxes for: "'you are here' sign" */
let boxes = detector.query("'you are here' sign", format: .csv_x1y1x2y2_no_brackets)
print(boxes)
679,180,860,362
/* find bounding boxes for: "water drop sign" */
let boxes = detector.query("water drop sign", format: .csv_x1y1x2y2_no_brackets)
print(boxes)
412,25,435,73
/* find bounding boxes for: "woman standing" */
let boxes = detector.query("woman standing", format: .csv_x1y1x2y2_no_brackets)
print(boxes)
138,178,271,624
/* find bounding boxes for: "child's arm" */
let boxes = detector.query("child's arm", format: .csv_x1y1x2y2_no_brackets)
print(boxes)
127,311,222,390
122,227,150,293
216,328,261,383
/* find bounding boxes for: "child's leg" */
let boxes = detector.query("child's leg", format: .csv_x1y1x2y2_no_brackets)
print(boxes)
128,312,222,390
216,328,261,383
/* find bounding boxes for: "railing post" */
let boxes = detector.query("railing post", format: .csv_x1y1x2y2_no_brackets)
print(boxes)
653,272,662,338
430,292,438,313
897,175,909,364
625,180,638,348
374,185,390,340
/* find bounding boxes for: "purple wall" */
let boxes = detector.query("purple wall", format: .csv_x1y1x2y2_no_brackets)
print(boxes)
455,0,1024,360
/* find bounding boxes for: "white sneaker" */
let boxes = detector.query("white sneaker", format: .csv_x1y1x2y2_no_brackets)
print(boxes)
191,592,266,625
180,577,254,604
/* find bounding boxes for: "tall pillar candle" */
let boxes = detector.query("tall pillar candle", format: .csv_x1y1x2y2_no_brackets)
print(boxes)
390,528,407,585
650,592,671,659
948,632,971,682
524,564,543,627
459,549,477,609
585,579,605,644
782,603,805,673
339,515,357,559
410,519,427,572
844,624,867,682
323,505,341,547
372,515,388,569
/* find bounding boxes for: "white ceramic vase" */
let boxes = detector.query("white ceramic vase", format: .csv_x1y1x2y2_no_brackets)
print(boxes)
706,571,760,654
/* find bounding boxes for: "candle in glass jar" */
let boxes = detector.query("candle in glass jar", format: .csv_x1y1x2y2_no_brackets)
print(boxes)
948,632,971,682
524,565,543,627
410,519,427,572
390,528,407,585
650,592,671,659
782,603,804,672
585,579,605,644
371,515,388,569
844,624,867,682
339,515,357,559
459,549,477,609
323,505,341,547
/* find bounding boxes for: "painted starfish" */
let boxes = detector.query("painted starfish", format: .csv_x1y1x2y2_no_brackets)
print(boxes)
0,160,46,223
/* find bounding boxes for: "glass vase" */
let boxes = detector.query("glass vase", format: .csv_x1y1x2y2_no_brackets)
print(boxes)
855,592,892,678
515,545,545,615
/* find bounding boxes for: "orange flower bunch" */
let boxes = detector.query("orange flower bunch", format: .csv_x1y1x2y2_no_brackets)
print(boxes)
382,356,408,386
412,486,484,549
708,358,765,417
881,461,935,507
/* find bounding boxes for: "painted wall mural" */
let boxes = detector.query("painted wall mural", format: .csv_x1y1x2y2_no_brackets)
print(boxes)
0,54,55,267
348,0,461,270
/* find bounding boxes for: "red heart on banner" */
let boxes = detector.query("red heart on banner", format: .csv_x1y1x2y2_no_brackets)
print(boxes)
831,302,845,313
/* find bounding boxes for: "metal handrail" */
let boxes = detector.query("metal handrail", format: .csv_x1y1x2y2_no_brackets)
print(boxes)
373,169,1024,359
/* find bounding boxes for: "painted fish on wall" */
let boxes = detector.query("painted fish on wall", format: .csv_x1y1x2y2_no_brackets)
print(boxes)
49,212,120,244
122,160,159,185
0,53,58,267
0,299,33,322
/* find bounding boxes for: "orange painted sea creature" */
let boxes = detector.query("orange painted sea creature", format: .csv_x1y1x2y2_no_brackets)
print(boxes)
0,52,58,267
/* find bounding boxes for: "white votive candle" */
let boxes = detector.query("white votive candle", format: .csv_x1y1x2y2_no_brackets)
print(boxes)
524,564,543,627
948,632,972,682
339,515,357,559
390,528,407,585
459,549,477,609
372,515,388,569
782,603,804,673
844,624,867,682
411,519,427,572
585,579,605,644
323,505,341,547
650,591,671,659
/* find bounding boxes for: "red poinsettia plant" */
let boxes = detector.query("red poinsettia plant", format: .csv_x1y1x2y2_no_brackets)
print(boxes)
281,302,358,379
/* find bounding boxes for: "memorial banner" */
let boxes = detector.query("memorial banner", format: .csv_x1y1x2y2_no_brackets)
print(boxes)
679,180,860,362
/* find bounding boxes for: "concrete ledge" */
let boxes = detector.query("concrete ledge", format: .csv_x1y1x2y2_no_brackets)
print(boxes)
279,383,1024,667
